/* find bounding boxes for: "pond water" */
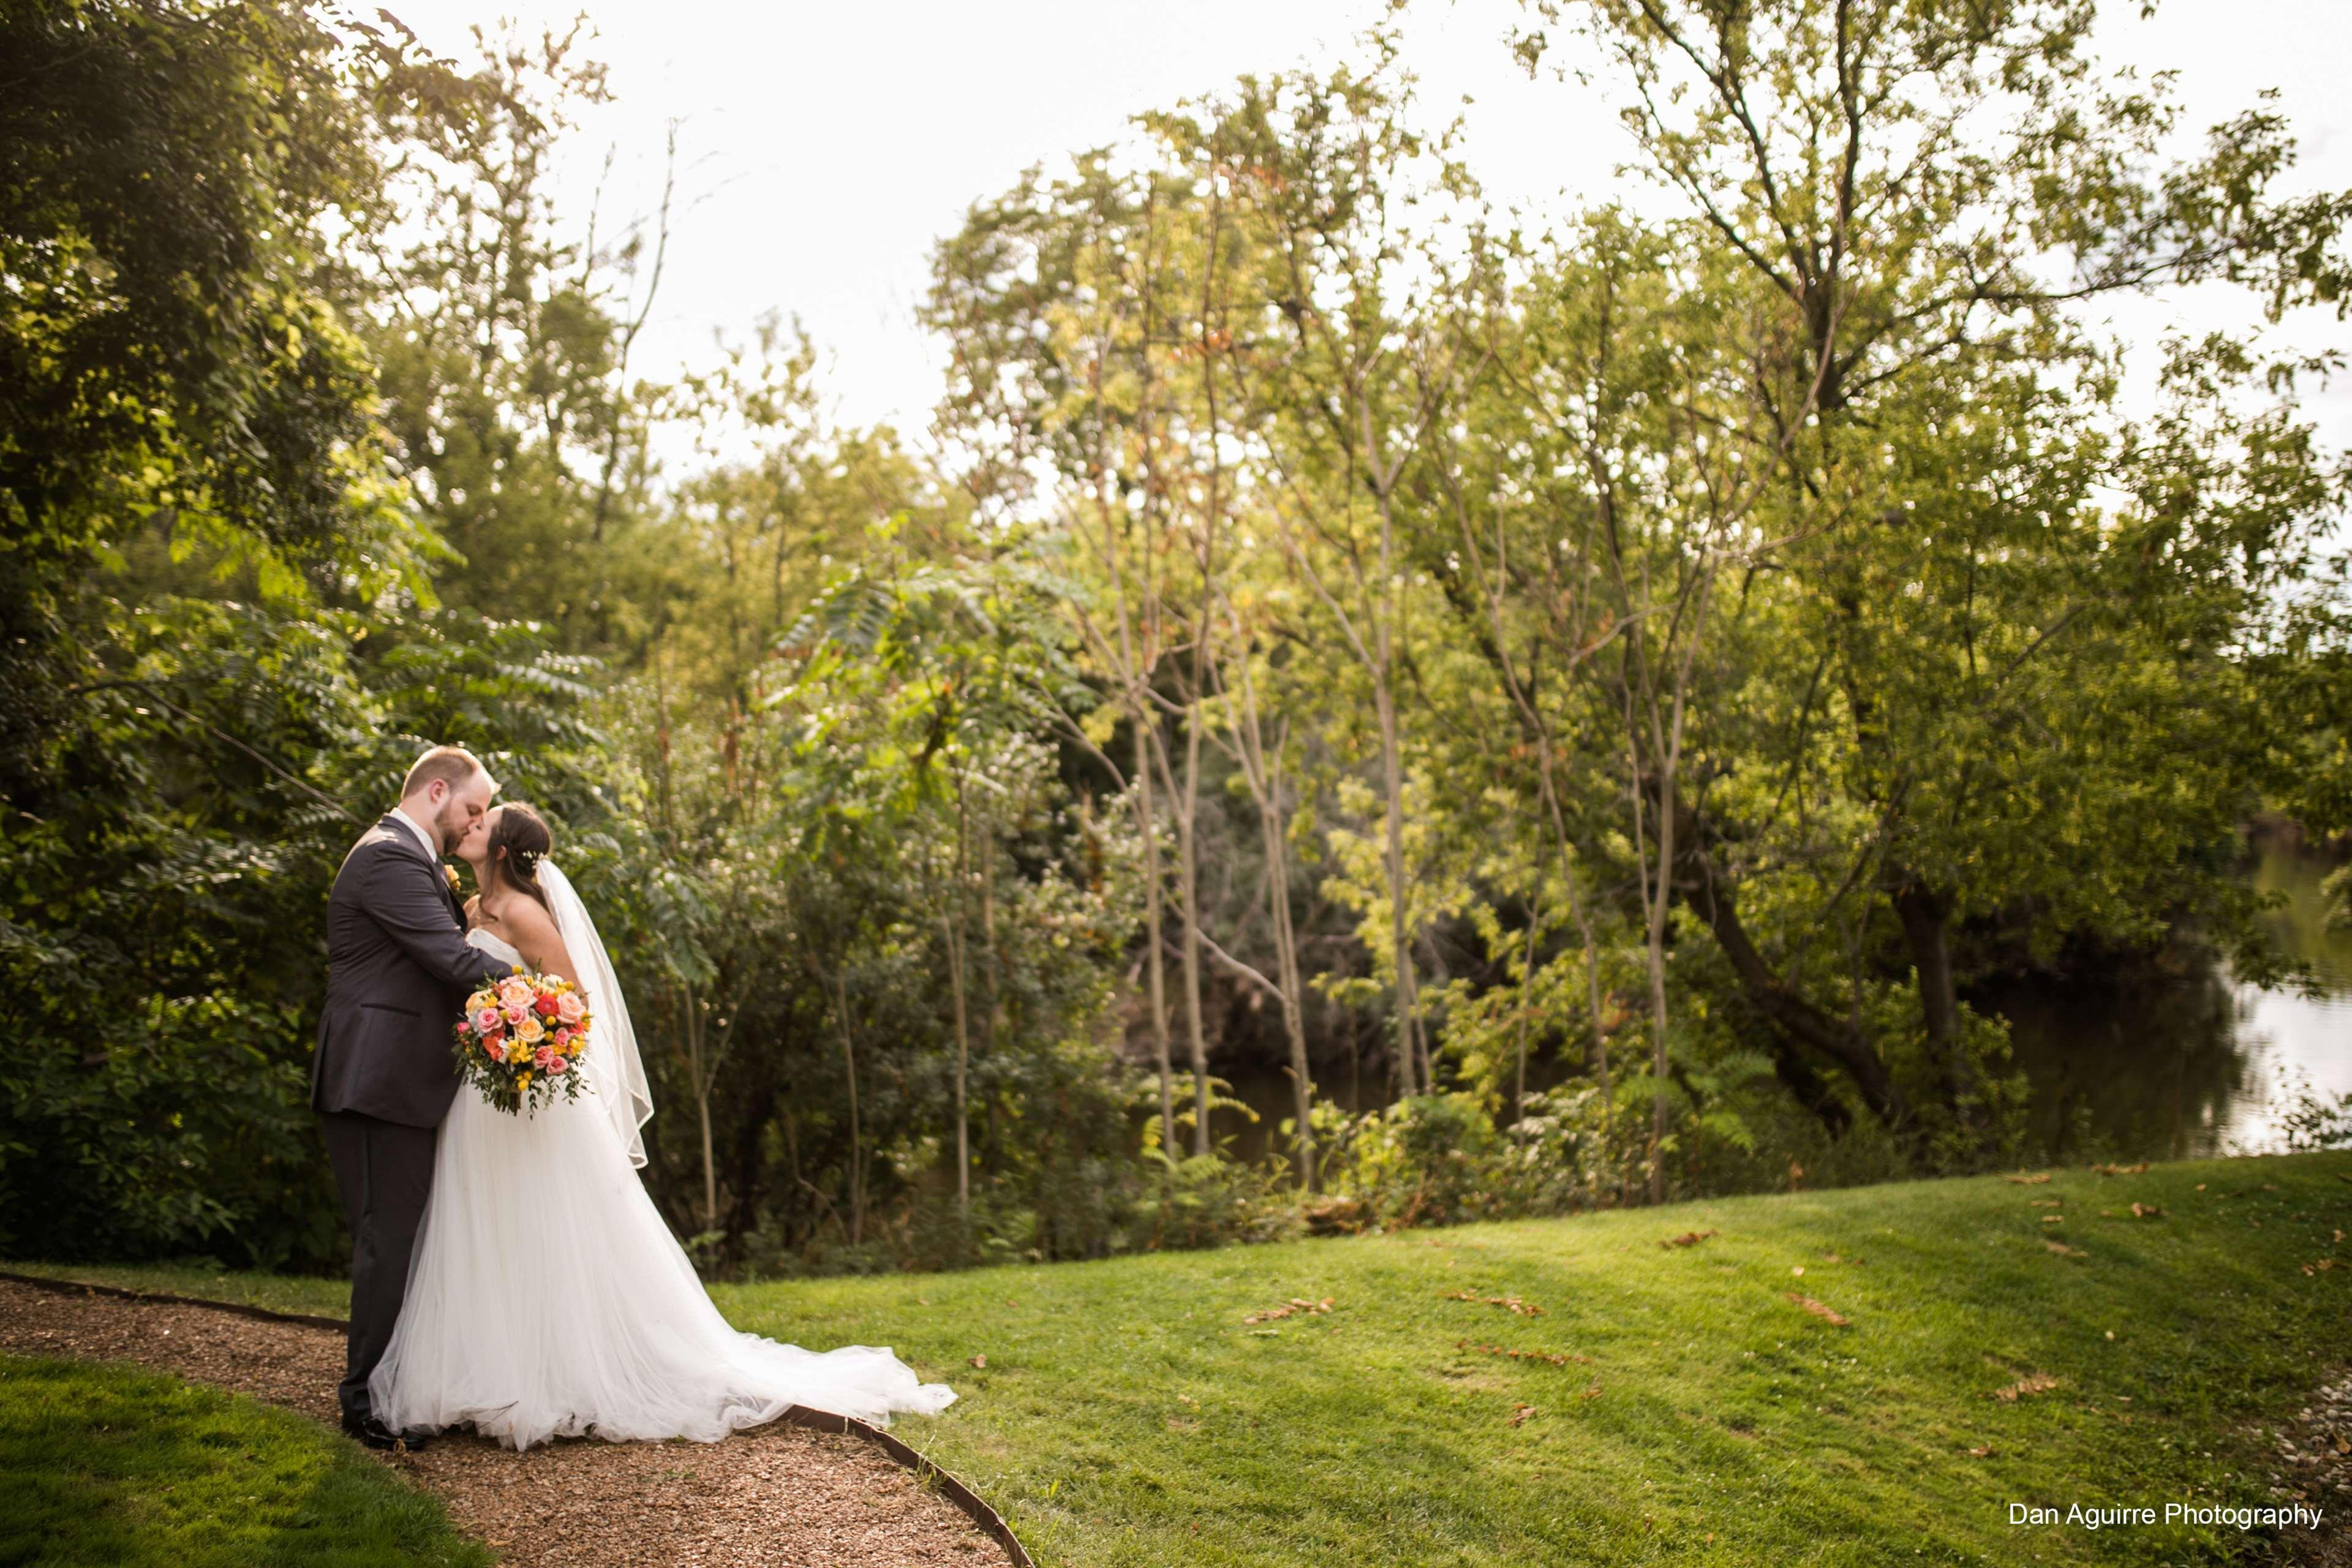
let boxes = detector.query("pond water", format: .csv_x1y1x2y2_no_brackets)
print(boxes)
1207,843,2352,1167
1989,843,2352,1161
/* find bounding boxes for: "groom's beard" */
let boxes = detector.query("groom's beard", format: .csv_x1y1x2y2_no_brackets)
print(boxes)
433,804,472,855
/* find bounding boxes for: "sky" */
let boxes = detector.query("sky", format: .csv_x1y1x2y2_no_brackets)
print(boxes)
375,0,2352,465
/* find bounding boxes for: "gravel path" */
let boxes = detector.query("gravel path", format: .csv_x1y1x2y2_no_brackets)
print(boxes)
0,1278,1003,1567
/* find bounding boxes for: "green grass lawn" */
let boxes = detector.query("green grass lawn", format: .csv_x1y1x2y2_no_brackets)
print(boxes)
1,1261,353,1321
15,1150,2350,1566
0,1355,488,1567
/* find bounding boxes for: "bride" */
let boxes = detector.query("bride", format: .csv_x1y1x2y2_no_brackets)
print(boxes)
369,802,956,1451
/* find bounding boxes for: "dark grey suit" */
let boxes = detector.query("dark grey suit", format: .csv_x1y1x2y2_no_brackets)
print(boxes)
312,814,511,1427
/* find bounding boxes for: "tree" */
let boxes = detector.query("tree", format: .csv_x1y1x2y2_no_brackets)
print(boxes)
1498,0,2352,1158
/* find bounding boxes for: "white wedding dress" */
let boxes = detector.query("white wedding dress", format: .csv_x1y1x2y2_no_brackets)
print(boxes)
369,870,955,1451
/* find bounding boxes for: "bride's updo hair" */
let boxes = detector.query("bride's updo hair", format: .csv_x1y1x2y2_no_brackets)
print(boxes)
488,802,554,914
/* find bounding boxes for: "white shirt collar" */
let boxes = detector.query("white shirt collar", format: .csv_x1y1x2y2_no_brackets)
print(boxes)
388,804,442,861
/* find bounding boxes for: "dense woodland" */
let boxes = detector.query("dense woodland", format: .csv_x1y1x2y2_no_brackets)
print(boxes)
6,0,2352,1275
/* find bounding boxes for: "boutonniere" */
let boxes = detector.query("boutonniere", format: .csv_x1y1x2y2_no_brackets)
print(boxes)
443,864,462,895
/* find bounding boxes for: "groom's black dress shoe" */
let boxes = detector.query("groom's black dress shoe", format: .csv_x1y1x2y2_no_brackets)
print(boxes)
342,1414,432,1452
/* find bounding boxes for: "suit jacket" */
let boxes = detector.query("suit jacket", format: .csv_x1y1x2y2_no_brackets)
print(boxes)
311,814,514,1128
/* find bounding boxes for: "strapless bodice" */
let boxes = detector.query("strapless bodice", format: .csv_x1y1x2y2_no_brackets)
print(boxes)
466,927,526,970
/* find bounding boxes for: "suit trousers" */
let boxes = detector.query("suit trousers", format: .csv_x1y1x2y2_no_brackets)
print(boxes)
320,1108,438,1427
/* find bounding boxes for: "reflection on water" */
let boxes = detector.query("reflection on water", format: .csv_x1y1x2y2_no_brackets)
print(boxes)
1209,845,2351,1167
1985,844,2352,1161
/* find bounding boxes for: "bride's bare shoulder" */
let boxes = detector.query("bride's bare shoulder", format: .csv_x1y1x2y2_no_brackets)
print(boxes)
501,892,575,980
502,893,559,941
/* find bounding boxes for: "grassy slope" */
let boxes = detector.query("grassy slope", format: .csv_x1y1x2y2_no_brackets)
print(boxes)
17,1151,2350,1566
2,1262,354,1320
0,1355,488,1567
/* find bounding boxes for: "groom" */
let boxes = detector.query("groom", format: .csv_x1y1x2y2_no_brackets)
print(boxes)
312,745,513,1452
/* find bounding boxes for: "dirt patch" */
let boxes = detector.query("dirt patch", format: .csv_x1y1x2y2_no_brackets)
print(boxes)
2261,1365,2352,1567
0,1277,1003,1566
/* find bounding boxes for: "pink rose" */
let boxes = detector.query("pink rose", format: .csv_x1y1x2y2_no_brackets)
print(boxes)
546,1054,569,1075
555,992,585,1024
533,1045,556,1069
496,976,534,1009
473,1006,502,1034
502,1004,527,1026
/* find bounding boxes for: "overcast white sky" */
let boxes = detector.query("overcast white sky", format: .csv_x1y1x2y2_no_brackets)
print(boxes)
378,0,2352,466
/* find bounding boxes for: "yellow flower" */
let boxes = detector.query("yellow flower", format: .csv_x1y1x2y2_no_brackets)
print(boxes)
518,1071,532,1090
467,990,494,1014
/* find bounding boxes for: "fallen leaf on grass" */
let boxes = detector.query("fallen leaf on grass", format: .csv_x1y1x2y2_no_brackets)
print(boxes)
1790,1265,1805,1276
2335,1229,2345,1244
2092,1162,2150,1176
1785,1292,1852,1327
2130,1202,2165,1219
1578,1382,1603,1400
1459,1338,1593,1368
2044,1240,2086,1257
1509,1403,1536,1427
2029,1199,2062,1208
2005,1173,2052,1185
1444,1290,1545,1317
1966,1446,1995,1458
2041,1216,2065,1225
968,1354,986,1368
1660,1229,1719,1248
1242,1297,1335,1324
1990,1374,2061,1401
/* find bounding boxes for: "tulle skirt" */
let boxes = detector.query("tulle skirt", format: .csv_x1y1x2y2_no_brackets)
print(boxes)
369,1079,956,1451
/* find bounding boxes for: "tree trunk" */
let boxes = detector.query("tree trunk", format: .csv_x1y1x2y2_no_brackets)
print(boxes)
1134,719,1178,1156
1374,674,1423,1098
1670,827,1907,1129
943,910,972,1214
683,978,718,1233
1891,877,1977,1125
1643,764,1674,1207
946,786,976,1215
1261,789,1316,1186
830,971,864,1245
1513,899,1540,1142
978,804,1006,1182
1174,713,1212,1158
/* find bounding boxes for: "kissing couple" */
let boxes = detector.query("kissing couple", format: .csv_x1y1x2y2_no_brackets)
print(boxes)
310,744,956,1452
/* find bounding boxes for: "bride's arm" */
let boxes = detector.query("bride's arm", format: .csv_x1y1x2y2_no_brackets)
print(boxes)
503,895,579,986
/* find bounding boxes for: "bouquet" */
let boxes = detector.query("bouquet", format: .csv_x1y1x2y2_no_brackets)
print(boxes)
455,969,594,1115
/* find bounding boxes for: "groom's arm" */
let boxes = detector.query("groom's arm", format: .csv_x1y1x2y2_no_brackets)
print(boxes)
358,846,513,990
